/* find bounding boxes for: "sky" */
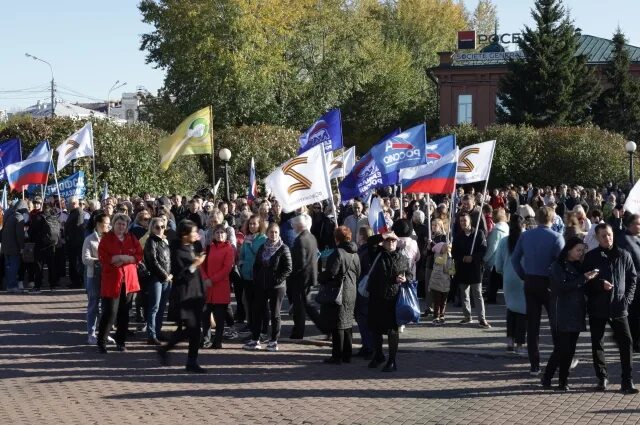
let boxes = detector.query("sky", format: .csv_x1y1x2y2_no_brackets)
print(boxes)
1,0,639,112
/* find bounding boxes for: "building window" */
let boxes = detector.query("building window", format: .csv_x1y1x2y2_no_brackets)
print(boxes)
457,94,472,124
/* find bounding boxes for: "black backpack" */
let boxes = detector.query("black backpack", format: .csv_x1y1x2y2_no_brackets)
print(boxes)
41,214,61,247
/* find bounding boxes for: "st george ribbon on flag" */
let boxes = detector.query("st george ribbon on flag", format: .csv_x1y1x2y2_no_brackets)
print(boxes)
265,144,332,213
327,146,356,179
400,148,458,194
624,179,640,214
298,109,343,154
455,140,496,184
56,122,95,171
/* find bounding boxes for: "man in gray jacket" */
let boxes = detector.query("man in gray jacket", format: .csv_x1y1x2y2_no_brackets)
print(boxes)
2,201,26,293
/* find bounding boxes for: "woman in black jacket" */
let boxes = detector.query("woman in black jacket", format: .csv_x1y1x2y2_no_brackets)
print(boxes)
542,237,598,391
367,231,412,372
144,217,172,345
244,222,292,352
319,226,361,364
157,220,206,373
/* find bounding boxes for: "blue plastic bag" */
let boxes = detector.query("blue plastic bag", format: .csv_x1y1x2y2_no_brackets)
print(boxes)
396,280,420,325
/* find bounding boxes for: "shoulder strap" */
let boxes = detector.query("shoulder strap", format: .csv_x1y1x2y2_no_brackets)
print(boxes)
366,252,382,278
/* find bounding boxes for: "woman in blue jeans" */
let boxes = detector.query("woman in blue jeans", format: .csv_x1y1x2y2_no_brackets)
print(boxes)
81,212,111,345
144,217,172,345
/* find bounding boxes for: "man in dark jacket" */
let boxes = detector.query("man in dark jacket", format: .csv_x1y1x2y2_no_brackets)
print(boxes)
287,214,319,339
64,197,86,288
616,213,640,353
453,194,487,236
582,223,638,394
29,204,61,292
452,212,490,328
1,202,26,293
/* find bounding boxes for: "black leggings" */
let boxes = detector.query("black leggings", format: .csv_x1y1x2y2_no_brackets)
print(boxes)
202,304,228,346
97,285,134,347
331,328,353,361
544,331,579,385
251,286,286,342
373,328,399,363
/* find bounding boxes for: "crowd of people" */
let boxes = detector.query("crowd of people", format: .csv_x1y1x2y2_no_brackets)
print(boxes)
1,182,639,392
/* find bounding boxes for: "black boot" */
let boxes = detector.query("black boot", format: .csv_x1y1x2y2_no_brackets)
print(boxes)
621,380,639,394
382,360,397,372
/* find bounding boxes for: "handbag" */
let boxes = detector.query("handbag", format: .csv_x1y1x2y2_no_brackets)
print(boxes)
315,279,343,305
396,280,421,325
229,265,242,286
22,242,36,263
357,252,382,298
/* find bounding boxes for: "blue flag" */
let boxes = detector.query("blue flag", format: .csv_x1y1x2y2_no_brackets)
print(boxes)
338,129,403,202
0,138,22,181
369,124,427,175
298,109,343,154
425,135,456,166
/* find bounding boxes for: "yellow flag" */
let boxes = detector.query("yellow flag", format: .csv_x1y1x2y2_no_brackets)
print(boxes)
159,106,213,171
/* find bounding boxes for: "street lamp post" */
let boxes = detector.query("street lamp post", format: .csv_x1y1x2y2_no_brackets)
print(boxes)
107,80,127,118
25,53,54,118
626,141,637,186
218,148,232,201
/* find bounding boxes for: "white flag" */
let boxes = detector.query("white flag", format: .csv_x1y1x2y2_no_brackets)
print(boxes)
625,179,640,214
456,140,496,184
56,122,95,171
327,146,356,179
265,144,332,213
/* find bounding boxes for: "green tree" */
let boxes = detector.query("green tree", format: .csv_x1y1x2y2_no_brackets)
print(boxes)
497,0,600,126
593,28,640,140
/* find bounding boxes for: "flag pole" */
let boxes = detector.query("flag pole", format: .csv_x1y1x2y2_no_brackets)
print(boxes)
469,142,497,255
51,159,63,210
209,106,216,191
399,183,404,219
321,148,339,227
90,123,98,201
426,193,432,241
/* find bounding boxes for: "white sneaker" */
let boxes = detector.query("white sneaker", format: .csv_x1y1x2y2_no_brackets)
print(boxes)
87,335,97,345
17,281,24,291
107,336,116,344
266,341,278,352
399,325,405,333
570,358,579,370
243,340,261,351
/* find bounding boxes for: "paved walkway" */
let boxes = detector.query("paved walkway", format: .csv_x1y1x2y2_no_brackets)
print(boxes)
1,289,639,424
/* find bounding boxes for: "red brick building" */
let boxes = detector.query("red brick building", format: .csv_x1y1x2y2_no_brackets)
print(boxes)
432,34,640,129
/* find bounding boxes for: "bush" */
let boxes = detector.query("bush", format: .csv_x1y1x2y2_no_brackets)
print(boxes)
440,124,628,188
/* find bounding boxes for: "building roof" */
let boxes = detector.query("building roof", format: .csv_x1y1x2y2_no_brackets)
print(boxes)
28,101,108,119
444,34,640,68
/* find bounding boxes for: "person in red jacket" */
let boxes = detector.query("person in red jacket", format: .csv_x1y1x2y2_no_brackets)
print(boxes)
201,224,235,349
96,213,143,353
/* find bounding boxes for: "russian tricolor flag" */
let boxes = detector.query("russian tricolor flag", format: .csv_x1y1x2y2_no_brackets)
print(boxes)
368,196,388,235
399,148,458,194
248,157,257,201
5,150,53,191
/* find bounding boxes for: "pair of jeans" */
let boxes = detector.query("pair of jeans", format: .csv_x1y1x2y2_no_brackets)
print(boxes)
354,293,373,352
251,286,286,342
506,309,527,344
85,267,101,336
589,316,633,381
524,275,551,370
544,331,579,385
34,246,58,290
146,280,171,339
460,283,486,321
244,282,269,334
331,328,353,361
97,284,134,347
202,303,228,346
4,254,20,291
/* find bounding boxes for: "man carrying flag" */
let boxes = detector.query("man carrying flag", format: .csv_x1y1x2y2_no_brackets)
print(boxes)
159,106,213,171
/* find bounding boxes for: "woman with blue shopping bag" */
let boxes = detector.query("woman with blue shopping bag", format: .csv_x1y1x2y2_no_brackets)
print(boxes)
365,231,412,372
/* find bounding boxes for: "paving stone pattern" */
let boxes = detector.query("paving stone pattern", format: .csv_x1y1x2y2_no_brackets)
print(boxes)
1,290,639,424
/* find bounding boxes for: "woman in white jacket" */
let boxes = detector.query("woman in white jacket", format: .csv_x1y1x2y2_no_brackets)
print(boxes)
81,212,111,345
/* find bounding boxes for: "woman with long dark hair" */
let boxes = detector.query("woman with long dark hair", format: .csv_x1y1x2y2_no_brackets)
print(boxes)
541,237,598,391
494,214,527,354
157,220,207,373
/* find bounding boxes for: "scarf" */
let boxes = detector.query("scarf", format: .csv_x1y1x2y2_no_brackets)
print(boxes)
261,237,283,263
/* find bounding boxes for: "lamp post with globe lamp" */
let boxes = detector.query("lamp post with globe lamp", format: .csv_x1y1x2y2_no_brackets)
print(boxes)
626,141,637,186
219,148,232,201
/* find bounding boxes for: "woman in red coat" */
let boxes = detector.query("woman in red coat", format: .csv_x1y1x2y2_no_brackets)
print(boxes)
96,213,143,353
200,223,235,349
